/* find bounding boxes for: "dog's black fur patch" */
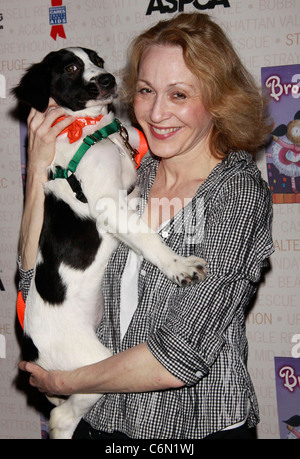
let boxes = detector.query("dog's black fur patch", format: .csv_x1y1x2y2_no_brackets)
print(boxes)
21,334,39,362
35,193,101,305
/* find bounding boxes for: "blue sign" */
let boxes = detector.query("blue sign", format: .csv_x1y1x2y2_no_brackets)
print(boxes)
49,6,67,25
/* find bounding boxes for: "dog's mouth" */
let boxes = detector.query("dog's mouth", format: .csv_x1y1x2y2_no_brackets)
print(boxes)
85,82,117,102
86,83,100,99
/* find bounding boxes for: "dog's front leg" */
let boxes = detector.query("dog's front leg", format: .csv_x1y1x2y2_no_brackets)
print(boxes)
95,194,207,286
49,393,102,439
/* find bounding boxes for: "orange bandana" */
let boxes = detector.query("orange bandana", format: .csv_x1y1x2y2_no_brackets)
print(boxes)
53,115,104,143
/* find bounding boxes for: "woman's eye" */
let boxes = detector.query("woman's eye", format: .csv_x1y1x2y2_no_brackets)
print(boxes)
138,88,153,95
173,92,186,100
65,64,78,73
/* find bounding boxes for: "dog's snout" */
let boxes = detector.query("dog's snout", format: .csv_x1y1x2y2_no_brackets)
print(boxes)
87,72,116,101
98,73,116,90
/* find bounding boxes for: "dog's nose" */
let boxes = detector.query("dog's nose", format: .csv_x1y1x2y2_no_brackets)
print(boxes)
98,74,116,90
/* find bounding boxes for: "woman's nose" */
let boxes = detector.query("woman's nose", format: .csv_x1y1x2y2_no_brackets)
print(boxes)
149,95,170,123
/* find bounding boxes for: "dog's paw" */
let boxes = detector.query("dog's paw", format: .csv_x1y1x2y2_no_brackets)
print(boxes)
169,255,208,286
49,403,80,439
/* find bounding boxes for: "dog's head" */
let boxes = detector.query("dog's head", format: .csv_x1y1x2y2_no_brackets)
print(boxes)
13,47,116,115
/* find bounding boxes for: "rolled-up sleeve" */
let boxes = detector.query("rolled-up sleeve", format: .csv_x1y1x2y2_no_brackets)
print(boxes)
147,171,274,386
17,255,34,301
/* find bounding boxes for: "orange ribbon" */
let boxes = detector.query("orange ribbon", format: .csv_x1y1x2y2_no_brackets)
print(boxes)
53,115,104,143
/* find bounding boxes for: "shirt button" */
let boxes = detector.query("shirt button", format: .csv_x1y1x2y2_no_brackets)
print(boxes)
140,269,146,277
195,371,202,378
162,231,169,238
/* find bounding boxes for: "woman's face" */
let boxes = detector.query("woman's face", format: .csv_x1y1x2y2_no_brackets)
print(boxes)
133,45,213,161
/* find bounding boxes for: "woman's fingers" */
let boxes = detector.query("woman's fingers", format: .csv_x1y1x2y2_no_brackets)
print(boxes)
28,106,69,135
19,361,48,391
27,107,37,127
26,99,75,171
28,98,75,137
18,360,32,373
18,361,69,396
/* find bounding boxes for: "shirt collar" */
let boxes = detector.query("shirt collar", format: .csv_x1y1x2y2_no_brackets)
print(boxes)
137,150,257,203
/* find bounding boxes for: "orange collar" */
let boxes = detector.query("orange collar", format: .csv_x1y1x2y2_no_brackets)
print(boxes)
53,115,104,143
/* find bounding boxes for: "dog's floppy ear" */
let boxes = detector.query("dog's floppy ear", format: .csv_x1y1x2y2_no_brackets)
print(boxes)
13,61,52,112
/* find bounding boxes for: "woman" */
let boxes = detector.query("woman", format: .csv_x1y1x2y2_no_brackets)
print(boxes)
18,13,274,439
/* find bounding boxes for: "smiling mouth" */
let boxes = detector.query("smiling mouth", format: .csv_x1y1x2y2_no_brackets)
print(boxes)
150,125,181,138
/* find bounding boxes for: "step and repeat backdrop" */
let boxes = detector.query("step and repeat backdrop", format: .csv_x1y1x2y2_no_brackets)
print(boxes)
0,0,299,439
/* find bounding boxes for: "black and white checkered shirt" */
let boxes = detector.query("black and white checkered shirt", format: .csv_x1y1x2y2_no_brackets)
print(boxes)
19,150,274,439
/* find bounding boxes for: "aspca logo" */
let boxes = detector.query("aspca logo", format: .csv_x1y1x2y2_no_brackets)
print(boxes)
146,0,230,15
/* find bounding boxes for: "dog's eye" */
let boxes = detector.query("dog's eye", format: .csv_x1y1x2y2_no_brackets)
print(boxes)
96,59,104,69
65,64,78,73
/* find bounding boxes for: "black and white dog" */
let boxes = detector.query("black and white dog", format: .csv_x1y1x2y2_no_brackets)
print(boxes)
14,47,206,439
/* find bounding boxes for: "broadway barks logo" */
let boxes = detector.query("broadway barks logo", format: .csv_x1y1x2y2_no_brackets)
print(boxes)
49,0,67,40
146,0,230,15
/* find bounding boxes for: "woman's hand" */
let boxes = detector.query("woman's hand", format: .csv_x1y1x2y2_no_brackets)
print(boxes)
26,98,75,179
18,361,73,397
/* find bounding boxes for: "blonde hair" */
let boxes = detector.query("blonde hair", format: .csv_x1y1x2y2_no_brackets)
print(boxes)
122,13,272,158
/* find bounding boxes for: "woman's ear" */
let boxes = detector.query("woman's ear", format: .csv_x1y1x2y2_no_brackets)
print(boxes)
12,62,52,112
